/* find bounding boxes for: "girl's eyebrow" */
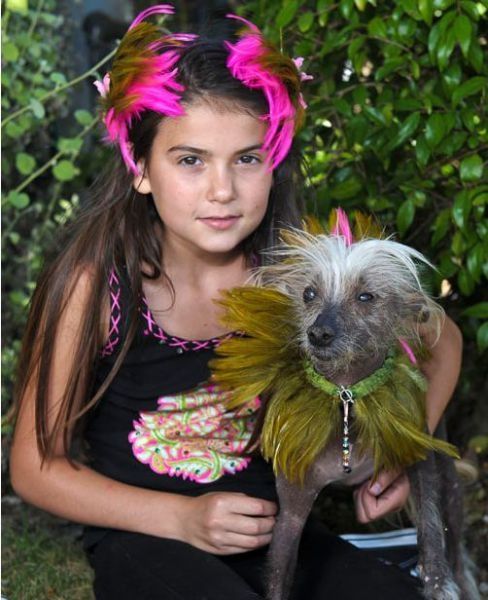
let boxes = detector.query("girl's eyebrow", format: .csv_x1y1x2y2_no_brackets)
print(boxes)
167,144,263,156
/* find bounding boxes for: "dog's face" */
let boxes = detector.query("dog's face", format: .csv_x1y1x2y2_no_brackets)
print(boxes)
255,232,443,382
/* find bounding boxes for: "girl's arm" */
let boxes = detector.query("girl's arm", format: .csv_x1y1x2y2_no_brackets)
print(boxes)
354,315,463,523
10,271,276,554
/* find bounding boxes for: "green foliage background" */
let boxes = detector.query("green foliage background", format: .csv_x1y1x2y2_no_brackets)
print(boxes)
2,0,487,451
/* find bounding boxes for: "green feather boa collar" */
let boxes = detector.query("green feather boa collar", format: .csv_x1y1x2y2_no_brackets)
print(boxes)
211,287,458,483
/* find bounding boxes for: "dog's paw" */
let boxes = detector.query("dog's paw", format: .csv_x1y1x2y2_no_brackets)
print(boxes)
421,575,460,600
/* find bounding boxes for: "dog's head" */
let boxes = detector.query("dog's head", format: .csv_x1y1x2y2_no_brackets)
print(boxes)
253,230,444,383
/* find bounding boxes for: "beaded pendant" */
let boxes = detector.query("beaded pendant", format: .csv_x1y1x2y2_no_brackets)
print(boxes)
339,386,355,473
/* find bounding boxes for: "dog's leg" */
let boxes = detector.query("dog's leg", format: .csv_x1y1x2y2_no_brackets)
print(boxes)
408,453,460,600
436,453,480,600
266,473,319,600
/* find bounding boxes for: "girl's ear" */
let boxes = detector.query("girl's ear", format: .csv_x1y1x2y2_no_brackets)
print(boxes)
133,159,152,194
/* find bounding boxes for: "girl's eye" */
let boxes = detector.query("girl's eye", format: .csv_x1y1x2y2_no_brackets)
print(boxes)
303,286,317,303
358,292,374,302
179,156,202,167
238,154,260,165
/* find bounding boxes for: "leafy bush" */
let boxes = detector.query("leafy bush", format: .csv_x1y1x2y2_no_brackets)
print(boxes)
1,0,113,435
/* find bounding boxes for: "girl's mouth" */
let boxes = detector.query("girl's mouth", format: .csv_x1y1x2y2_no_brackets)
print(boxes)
199,216,241,230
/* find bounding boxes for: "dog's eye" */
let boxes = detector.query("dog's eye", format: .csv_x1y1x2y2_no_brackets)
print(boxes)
303,287,317,303
358,292,374,302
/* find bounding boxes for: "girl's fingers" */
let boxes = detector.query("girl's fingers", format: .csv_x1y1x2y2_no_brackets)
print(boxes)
355,472,410,523
368,469,402,496
229,495,278,517
225,514,276,536
220,532,273,552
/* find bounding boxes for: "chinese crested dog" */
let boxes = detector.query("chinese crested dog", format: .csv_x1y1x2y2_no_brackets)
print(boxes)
212,212,478,600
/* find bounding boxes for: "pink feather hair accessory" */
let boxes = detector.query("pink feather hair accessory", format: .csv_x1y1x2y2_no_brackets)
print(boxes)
97,4,197,175
225,14,306,170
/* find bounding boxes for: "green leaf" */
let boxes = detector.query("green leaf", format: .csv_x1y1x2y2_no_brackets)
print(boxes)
418,0,434,25
425,113,446,148
6,0,28,12
298,11,314,32
3,41,19,62
476,322,488,352
442,63,462,93
386,112,421,151
461,0,481,20
460,154,483,182
375,57,404,81
430,208,451,245
340,0,355,19
415,134,431,167
57,137,84,154
50,72,67,86
367,16,387,37
276,0,299,28
466,244,484,281
396,199,415,235
452,190,471,228
453,14,472,57
457,269,475,295
30,98,45,119
467,38,484,72
452,76,488,107
329,176,363,200
74,109,93,127
437,25,457,70
7,191,30,209
15,152,37,175
5,121,24,139
52,160,78,182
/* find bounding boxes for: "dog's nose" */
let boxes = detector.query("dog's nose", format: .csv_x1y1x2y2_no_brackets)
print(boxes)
307,326,335,347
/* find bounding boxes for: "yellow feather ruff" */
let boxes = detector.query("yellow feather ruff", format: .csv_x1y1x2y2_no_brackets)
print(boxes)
211,287,459,484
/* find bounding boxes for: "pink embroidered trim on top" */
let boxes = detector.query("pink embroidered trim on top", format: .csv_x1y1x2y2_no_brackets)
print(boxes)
141,296,234,352
129,383,260,483
101,269,121,357
225,14,300,170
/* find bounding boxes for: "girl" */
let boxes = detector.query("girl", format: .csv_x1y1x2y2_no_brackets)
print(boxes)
10,6,462,599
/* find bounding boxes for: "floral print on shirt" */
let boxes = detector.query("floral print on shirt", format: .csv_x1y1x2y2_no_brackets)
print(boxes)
128,384,260,483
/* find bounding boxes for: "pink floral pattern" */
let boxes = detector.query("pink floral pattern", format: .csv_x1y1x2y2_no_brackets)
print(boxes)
129,384,260,483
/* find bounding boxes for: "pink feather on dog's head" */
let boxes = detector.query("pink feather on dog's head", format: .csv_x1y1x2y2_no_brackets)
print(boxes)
331,207,354,246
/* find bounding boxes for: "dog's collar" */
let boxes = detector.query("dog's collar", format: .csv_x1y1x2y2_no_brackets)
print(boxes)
303,355,396,399
304,356,397,473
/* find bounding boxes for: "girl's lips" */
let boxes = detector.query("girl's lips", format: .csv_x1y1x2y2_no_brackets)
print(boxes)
199,216,241,230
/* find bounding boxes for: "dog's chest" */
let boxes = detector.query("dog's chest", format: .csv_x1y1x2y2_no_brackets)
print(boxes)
306,438,374,488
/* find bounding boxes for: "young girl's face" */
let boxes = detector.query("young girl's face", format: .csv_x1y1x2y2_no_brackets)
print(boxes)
135,102,273,261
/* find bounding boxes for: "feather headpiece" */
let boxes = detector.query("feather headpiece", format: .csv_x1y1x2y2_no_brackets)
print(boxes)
225,15,307,170
95,4,196,174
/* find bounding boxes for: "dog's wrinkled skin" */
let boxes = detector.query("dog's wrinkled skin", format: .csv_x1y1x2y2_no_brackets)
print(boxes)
252,232,478,600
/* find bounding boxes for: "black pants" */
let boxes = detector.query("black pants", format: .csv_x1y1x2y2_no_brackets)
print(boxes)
87,518,422,600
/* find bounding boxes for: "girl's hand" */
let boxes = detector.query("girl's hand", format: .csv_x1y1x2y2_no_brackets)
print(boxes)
178,492,277,555
353,469,410,523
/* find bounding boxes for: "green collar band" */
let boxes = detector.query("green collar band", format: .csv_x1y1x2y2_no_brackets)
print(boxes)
304,354,396,399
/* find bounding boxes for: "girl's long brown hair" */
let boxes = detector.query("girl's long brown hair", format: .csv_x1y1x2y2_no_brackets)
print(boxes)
11,35,306,464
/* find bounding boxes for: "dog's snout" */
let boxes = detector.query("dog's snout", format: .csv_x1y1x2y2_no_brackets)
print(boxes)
307,325,335,347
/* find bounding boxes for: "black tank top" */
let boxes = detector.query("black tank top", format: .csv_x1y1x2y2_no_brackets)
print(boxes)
83,269,276,547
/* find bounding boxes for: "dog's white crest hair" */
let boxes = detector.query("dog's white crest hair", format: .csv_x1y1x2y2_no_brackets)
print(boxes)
253,229,444,340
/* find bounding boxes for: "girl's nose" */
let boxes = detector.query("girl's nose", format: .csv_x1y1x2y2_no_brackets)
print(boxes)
206,166,235,204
